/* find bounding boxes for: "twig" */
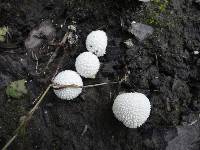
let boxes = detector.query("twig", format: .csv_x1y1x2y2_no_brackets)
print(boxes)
51,47,70,80
2,84,52,150
81,125,88,136
52,81,119,90
2,80,122,149
1,135,17,150
53,83,81,89
27,84,52,117
35,56,39,74
44,32,69,72
32,90,43,105
83,81,119,88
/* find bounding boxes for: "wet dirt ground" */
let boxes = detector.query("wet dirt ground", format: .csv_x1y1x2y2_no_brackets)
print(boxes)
0,0,200,149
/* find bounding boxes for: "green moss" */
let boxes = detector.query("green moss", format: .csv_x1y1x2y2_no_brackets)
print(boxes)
144,0,170,26
6,79,28,99
0,26,8,42
152,0,169,10
146,16,159,26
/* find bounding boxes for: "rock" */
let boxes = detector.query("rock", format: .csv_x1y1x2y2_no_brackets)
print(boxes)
25,20,56,60
166,121,200,150
128,21,154,41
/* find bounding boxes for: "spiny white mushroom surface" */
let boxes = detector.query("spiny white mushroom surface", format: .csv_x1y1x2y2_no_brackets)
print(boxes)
75,52,100,78
53,70,83,100
86,30,107,57
112,92,151,128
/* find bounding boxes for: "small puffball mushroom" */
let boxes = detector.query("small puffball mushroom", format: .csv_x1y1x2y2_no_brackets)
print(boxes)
86,30,107,57
112,92,151,128
75,52,100,78
53,70,83,100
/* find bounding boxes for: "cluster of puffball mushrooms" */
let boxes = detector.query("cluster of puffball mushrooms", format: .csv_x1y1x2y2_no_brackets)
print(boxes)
52,30,151,129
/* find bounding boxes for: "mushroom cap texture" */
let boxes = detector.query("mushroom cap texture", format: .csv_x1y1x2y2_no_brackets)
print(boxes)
75,52,100,78
53,70,83,100
86,30,107,57
112,92,151,128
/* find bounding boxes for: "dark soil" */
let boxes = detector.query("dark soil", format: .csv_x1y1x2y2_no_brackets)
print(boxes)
0,0,200,149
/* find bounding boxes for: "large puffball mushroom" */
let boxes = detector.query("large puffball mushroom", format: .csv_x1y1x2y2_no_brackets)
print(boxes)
112,92,151,128
75,52,100,78
52,70,83,100
86,30,107,57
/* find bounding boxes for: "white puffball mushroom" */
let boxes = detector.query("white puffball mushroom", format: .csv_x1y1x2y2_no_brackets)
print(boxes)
75,52,100,78
86,30,107,57
52,70,83,100
112,92,151,128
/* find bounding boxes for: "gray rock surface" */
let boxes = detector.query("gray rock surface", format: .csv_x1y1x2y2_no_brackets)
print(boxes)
128,21,154,41
166,121,200,150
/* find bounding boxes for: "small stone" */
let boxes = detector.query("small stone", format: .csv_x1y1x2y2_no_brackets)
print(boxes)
193,51,199,55
68,25,76,31
128,21,154,41
124,39,134,48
